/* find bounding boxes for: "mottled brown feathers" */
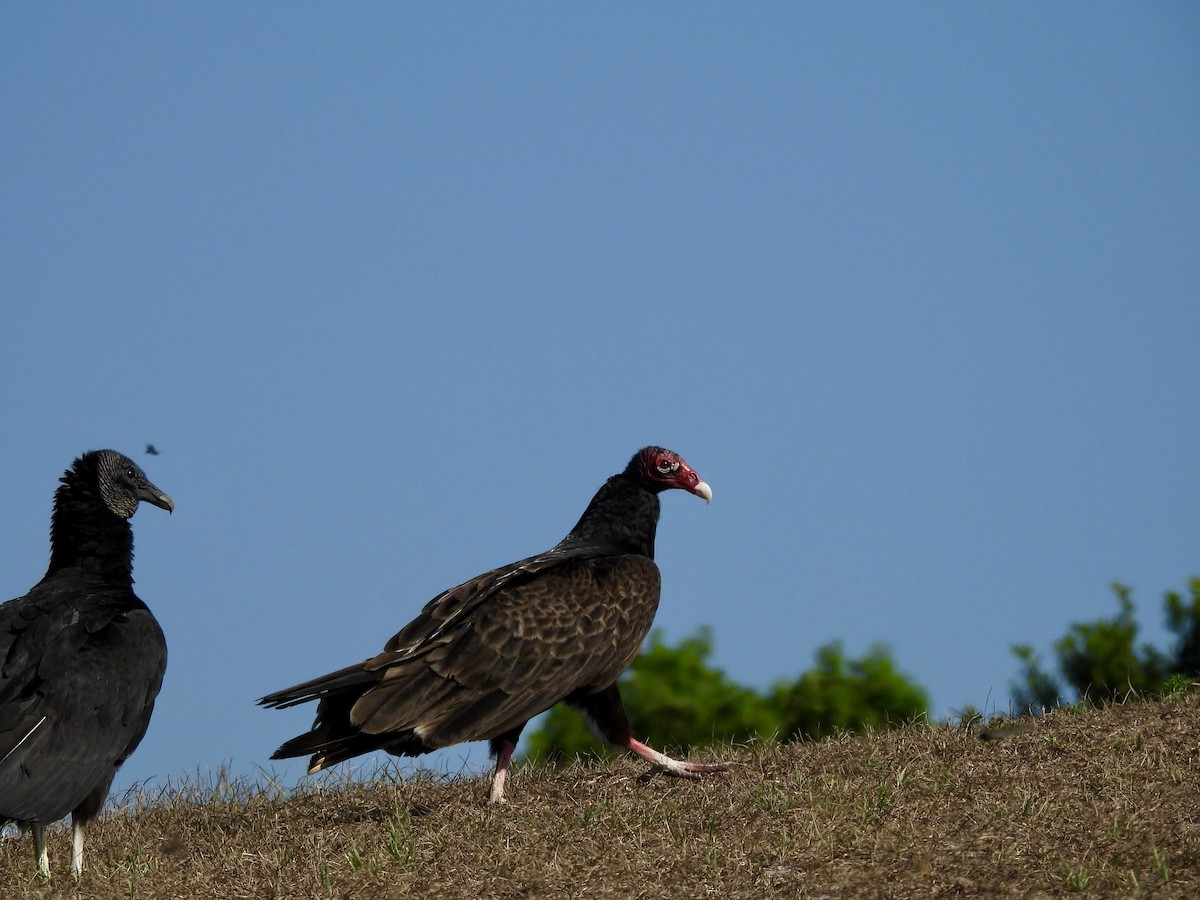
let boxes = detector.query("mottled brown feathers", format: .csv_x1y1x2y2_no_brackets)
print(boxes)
350,555,660,746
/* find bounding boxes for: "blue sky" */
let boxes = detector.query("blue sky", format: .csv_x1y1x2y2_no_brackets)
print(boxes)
2,4,1197,798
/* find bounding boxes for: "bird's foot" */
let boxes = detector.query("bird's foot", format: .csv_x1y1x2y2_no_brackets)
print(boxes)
638,758,731,782
628,738,731,782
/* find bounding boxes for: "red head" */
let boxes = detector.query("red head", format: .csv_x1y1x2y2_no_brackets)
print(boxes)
627,446,712,502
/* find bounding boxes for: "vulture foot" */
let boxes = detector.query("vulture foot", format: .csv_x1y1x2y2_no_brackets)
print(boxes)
628,738,731,782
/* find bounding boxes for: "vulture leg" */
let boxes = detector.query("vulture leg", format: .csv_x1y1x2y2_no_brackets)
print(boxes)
71,820,85,876
487,728,523,804
574,684,730,781
32,823,50,877
69,776,108,876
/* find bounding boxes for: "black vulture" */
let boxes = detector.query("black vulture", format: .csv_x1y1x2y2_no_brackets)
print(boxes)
260,446,726,803
0,450,173,876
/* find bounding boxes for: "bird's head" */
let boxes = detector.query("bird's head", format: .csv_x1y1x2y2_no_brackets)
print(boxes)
628,446,712,503
83,450,175,518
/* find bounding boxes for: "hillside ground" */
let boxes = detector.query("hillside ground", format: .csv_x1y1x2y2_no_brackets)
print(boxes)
2,690,1198,898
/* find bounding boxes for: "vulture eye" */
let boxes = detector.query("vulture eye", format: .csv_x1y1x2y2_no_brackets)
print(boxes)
657,459,679,475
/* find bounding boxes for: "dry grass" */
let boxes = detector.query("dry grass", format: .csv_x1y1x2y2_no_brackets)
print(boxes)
4,689,1200,898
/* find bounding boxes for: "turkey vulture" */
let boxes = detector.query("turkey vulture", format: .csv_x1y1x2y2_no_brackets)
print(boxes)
0,451,173,876
260,446,724,803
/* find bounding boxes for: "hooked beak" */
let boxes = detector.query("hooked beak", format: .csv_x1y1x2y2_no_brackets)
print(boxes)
138,481,175,514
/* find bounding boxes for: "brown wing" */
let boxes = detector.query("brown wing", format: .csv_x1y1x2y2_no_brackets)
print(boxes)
348,554,660,748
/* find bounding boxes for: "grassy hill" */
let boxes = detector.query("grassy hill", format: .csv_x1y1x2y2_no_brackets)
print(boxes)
3,689,1199,898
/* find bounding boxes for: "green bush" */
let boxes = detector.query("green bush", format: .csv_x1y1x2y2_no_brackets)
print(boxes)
1012,578,1200,711
770,641,929,740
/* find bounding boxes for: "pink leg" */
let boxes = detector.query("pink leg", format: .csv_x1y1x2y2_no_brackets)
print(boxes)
627,738,730,780
572,684,731,784
489,737,517,804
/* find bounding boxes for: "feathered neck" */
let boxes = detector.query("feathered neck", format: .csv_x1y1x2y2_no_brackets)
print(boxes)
555,471,661,558
42,461,136,585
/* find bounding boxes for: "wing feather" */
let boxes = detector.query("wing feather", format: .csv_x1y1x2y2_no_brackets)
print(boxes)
348,555,660,747
0,585,166,823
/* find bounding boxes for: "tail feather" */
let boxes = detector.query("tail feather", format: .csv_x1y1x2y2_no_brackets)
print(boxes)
272,726,432,772
262,658,442,775
258,662,380,710
266,673,434,774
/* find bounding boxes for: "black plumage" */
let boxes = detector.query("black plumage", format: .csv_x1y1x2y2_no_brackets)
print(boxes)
0,451,173,876
260,446,725,803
